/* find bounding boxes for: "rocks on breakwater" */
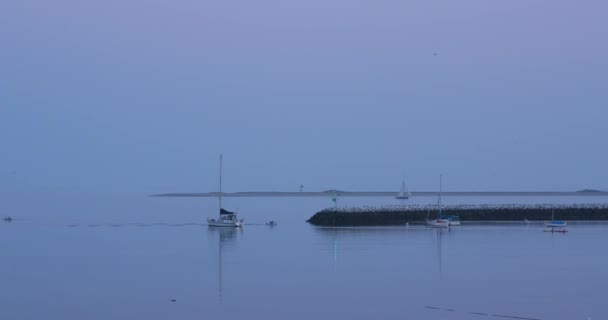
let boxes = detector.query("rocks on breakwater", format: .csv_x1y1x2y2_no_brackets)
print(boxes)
306,204,608,226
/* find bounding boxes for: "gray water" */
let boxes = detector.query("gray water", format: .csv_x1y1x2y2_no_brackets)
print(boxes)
1,193,607,319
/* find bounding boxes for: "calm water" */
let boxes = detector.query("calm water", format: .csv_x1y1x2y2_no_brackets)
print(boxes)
1,193,607,319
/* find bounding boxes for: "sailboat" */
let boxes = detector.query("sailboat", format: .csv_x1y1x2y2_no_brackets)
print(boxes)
427,174,450,228
545,208,566,228
395,178,411,200
207,155,244,227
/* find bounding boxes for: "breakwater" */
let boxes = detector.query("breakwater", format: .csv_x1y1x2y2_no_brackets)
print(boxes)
306,204,608,226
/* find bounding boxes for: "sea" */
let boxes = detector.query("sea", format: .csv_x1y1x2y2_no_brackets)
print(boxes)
1,193,607,320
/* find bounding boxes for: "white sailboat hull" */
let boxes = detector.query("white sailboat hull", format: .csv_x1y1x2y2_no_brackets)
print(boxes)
207,218,243,227
448,221,461,226
427,219,450,228
546,209,566,228
545,221,567,228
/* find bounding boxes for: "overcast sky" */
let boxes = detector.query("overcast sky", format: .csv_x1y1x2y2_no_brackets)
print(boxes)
1,0,606,194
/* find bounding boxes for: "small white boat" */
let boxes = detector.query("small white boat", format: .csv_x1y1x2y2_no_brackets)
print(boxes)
427,218,450,228
395,177,411,200
447,215,461,226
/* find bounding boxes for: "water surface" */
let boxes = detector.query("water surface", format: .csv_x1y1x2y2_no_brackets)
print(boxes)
1,194,605,319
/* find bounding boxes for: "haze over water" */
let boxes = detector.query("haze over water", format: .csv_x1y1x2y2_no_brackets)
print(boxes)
2,1,608,319
1,194,606,320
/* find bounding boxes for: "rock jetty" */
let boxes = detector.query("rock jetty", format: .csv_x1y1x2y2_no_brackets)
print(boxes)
307,204,608,226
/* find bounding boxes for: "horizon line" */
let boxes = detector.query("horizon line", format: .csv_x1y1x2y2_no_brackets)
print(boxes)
151,190,608,197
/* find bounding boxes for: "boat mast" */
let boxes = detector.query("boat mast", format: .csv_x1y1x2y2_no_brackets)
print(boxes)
219,154,223,210
438,174,443,218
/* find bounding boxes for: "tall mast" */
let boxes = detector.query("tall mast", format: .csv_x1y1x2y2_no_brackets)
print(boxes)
219,154,223,209
438,174,443,218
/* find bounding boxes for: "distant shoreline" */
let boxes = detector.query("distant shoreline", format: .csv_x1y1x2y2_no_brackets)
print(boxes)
151,191,608,197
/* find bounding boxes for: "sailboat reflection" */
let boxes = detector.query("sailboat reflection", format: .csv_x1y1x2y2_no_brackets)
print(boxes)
433,228,446,280
208,226,241,302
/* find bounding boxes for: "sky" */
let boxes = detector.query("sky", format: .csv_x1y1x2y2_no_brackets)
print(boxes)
1,0,607,194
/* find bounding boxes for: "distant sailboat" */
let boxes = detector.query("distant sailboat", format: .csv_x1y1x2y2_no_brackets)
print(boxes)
427,174,450,228
207,155,244,227
395,177,411,200
545,208,566,228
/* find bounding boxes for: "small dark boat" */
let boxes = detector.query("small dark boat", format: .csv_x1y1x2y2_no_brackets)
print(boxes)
544,229,568,233
3,216,13,222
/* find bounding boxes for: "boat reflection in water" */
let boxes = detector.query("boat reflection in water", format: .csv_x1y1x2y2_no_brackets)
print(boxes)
208,226,242,302
433,228,445,280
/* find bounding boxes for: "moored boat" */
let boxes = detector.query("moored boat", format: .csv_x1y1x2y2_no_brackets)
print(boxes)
208,209,243,227
545,209,567,228
427,218,450,228
544,229,568,233
207,155,244,228
447,215,461,226
546,221,567,228
427,174,450,228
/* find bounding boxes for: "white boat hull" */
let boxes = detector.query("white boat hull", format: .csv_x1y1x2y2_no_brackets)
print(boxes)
427,219,450,228
545,222,567,228
448,221,461,226
208,218,243,228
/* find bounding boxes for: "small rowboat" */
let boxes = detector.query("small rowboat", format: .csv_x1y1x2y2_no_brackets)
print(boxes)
544,229,568,233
